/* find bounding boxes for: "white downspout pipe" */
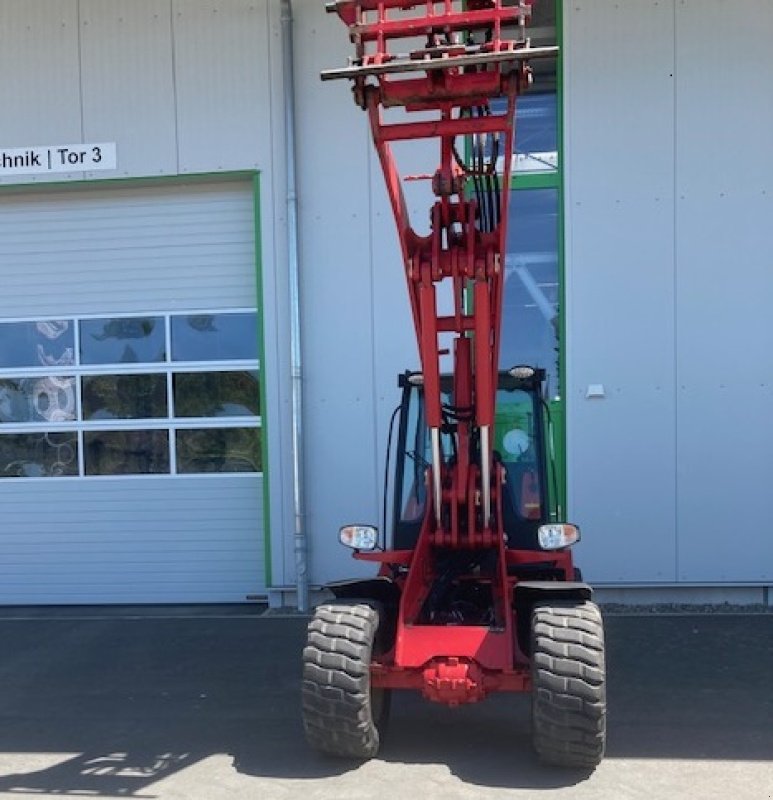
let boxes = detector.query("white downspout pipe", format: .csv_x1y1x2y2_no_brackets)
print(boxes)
280,0,309,613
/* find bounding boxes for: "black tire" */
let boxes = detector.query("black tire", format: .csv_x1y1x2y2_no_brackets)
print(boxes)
530,600,606,769
302,602,390,759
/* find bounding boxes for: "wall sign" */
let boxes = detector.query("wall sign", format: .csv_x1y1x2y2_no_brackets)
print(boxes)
0,142,117,177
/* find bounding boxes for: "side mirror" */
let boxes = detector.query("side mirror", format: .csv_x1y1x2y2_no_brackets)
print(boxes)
339,525,379,551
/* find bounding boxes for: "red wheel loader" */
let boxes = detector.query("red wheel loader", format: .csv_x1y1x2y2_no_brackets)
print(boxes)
302,0,606,769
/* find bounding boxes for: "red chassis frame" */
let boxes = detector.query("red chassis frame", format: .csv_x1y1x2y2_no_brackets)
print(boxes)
324,1,569,706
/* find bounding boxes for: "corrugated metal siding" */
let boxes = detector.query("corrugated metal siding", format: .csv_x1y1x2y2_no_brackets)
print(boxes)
0,478,263,604
0,179,265,604
0,180,256,317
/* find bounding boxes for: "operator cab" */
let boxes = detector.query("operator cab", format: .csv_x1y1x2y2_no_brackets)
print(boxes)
390,367,555,551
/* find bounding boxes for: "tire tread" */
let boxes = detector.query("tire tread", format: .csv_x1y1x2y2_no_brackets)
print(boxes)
531,600,607,769
302,603,384,759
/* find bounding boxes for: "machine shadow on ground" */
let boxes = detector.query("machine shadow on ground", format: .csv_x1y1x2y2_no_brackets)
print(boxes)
0,613,770,797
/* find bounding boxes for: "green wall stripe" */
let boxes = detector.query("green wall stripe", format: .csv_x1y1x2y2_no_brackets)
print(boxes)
252,172,273,589
511,172,559,191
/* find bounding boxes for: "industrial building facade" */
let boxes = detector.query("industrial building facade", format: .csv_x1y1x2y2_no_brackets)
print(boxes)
0,0,770,606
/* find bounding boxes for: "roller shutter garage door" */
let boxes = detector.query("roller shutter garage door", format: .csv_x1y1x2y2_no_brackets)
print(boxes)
0,179,267,604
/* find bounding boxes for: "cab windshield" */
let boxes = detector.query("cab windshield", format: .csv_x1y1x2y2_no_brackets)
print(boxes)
391,376,548,549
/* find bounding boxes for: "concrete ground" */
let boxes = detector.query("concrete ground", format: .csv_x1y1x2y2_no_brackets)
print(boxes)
0,608,770,800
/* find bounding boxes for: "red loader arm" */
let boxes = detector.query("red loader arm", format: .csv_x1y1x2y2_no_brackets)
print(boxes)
323,0,555,545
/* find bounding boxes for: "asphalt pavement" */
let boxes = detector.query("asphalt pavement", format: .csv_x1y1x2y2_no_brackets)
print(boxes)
0,608,770,799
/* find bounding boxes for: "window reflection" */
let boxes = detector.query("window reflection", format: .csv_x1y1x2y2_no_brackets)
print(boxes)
0,432,78,478
171,313,259,362
173,372,259,418
503,188,560,396
84,430,170,475
80,317,165,364
176,428,261,474
0,377,76,424
0,320,74,369
495,388,543,521
0,310,263,478
82,374,168,420
500,0,558,171
515,87,558,169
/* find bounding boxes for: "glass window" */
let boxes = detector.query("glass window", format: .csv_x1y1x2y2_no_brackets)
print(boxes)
496,387,545,522
502,188,560,397
498,0,558,171
0,320,74,369
80,317,165,365
176,428,261,474
398,385,428,526
173,371,259,418
493,59,558,172
0,432,78,478
0,310,263,479
171,313,259,362
84,430,170,475
514,81,558,169
0,376,76,424
495,389,539,465
82,374,168,420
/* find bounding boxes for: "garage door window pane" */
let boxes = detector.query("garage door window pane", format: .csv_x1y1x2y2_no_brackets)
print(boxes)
84,430,170,475
82,374,168,420
80,317,165,365
0,432,78,478
176,427,261,473
171,313,259,362
0,320,74,369
0,377,76,424
173,371,259,418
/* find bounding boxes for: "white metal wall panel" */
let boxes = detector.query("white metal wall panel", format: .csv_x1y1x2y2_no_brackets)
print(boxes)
0,478,263,604
0,0,83,185
173,0,269,174
293,8,379,585
0,180,256,317
564,0,678,582
0,180,265,604
0,1,278,180
80,0,178,177
674,0,773,582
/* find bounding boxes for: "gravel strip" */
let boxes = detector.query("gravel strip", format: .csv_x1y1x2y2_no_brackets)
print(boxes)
600,603,772,615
